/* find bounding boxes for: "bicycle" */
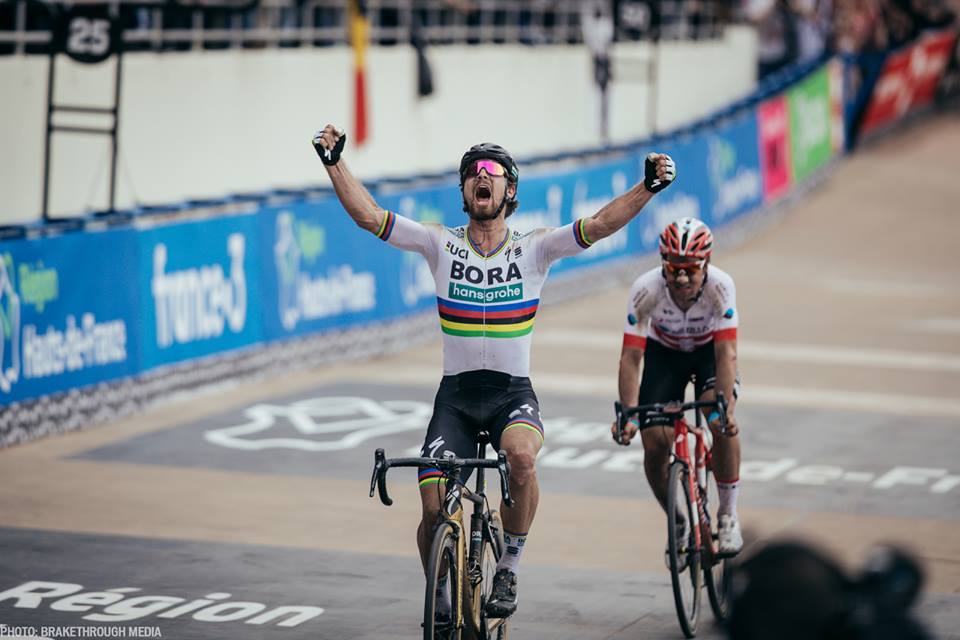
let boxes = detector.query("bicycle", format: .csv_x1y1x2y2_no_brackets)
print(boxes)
614,393,734,638
370,435,514,640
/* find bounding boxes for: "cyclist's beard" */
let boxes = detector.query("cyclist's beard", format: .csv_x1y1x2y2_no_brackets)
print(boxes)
467,206,499,222
464,193,508,222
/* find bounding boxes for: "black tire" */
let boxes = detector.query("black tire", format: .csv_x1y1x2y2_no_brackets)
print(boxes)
667,461,702,638
704,469,732,622
471,510,509,639
425,522,461,640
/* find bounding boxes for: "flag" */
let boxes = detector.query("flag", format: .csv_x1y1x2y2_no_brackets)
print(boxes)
349,0,369,146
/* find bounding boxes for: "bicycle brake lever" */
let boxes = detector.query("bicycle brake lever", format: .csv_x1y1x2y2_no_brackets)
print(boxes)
369,449,383,498
715,392,729,434
614,401,625,444
497,451,514,508
372,448,393,506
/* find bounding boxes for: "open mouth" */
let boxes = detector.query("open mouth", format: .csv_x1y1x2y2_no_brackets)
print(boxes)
475,185,492,205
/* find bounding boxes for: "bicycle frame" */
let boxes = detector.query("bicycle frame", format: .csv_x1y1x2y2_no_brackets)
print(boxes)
671,411,717,560
615,394,728,560
370,442,513,637
437,446,508,633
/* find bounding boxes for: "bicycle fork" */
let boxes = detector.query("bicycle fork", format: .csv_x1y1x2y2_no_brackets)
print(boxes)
443,489,468,633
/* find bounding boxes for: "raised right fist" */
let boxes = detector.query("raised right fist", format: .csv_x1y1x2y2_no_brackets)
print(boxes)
644,153,676,194
312,125,346,166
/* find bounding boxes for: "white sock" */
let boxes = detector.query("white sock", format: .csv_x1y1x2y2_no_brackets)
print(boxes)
435,574,451,614
496,530,527,574
717,478,740,519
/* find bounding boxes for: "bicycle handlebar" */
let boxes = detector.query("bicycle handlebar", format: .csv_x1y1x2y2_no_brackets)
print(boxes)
369,448,514,508
614,392,729,443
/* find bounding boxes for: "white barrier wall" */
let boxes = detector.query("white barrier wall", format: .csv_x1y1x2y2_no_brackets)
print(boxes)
0,26,756,223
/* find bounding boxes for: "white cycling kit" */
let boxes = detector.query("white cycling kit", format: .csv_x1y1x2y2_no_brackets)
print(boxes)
374,210,594,376
622,265,738,352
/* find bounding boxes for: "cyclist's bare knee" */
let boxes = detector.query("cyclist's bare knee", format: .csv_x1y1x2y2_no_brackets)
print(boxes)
500,428,541,487
505,448,538,486
641,427,672,457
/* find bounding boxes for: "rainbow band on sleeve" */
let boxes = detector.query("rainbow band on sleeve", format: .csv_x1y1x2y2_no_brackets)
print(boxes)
574,218,594,249
375,210,397,241
417,468,446,488
502,419,544,443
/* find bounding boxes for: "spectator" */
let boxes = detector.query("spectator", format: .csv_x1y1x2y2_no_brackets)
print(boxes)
743,0,799,79
727,540,932,640
791,0,832,62
833,0,885,53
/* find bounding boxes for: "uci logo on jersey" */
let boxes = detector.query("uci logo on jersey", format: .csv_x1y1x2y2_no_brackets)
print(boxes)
445,241,469,260
449,260,522,286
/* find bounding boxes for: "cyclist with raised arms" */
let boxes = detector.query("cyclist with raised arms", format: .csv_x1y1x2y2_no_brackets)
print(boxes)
612,217,743,561
313,124,675,619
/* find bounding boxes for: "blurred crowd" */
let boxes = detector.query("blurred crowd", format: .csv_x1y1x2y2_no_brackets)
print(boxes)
743,0,960,79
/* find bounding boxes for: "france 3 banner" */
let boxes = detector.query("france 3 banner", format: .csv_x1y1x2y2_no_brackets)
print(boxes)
0,228,140,405
257,195,437,341
137,214,264,370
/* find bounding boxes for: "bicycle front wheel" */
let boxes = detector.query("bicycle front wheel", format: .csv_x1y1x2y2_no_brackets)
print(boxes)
667,461,702,638
468,510,509,639
704,468,732,622
425,522,462,640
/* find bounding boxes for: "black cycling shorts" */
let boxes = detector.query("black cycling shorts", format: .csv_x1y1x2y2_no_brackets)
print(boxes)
417,369,544,488
637,339,739,426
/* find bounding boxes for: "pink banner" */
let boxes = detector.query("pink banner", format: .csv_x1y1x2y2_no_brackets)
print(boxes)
758,96,792,202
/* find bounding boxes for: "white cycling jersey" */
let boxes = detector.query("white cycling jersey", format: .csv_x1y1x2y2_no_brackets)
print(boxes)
374,210,594,376
622,265,738,352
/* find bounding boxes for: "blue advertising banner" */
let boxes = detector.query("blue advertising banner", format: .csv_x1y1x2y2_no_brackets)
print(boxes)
515,155,638,275
374,183,461,313
0,228,139,405
703,109,764,226
636,135,713,255
258,197,430,341
137,214,264,370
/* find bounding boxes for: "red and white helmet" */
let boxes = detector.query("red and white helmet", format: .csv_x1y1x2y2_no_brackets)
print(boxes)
659,217,713,260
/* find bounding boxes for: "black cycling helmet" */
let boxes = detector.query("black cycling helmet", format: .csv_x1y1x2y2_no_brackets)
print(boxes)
458,143,519,188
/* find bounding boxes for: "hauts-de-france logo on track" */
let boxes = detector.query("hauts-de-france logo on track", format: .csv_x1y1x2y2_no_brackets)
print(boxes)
204,396,431,451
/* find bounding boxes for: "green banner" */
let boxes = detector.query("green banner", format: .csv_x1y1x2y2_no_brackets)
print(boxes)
788,68,833,183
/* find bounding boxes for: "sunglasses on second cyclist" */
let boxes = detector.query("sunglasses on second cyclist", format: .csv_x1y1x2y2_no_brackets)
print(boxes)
464,160,507,179
662,258,706,275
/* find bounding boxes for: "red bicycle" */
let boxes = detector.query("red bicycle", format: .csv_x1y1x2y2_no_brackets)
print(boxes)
615,393,733,638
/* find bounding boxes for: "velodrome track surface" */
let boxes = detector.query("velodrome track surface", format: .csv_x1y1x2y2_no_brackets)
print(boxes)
1,112,959,639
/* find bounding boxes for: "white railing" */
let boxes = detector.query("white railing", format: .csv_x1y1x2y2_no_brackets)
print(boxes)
0,0,731,54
